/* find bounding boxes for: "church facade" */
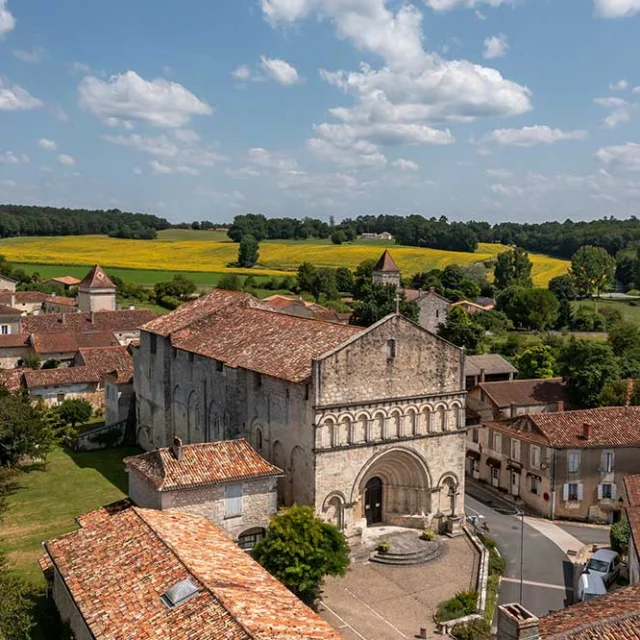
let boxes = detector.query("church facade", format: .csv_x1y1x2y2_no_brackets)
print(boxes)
134,289,467,536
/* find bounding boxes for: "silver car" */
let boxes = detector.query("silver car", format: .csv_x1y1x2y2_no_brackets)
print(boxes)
586,549,620,587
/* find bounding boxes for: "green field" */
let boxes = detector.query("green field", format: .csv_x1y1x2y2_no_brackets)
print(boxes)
573,298,640,326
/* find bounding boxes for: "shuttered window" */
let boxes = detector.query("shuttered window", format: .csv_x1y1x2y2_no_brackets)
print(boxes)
225,484,243,518
564,483,583,502
598,483,616,500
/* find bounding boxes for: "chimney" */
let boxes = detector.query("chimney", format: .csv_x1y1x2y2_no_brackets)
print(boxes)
61,313,67,325
171,437,184,461
480,368,486,383
129,304,135,310
10,293,15,308
497,603,539,640
556,400,564,413
429,286,435,293
511,403,517,418
90,311,95,324
583,422,592,441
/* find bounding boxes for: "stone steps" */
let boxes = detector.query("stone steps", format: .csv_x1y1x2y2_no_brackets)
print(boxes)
370,538,443,566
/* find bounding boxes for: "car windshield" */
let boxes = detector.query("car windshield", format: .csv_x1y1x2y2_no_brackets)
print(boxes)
588,559,609,573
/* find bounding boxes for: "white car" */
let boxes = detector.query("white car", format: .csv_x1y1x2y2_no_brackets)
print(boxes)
586,549,620,587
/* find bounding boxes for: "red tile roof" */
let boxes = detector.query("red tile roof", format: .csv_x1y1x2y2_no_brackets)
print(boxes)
0,303,20,315
103,368,134,384
0,333,30,348
124,439,283,491
47,276,81,286
0,291,48,304
76,346,132,375
484,420,550,447
476,378,568,409
373,249,400,272
539,584,640,638
30,332,81,354
44,502,344,640
465,354,518,377
21,309,155,334
0,368,25,391
44,295,78,306
79,264,115,289
24,366,101,388
626,474,640,507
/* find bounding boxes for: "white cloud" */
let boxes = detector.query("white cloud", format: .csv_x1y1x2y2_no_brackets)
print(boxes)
486,168,512,178
13,47,46,63
308,136,388,168
477,125,588,147
0,151,29,164
78,71,213,128
424,0,513,10
1,180,16,188
475,9,487,19
483,34,509,59
594,96,634,128
595,142,640,171
0,80,42,111
38,138,56,151
595,0,640,18
226,166,262,178
71,61,91,74
58,154,75,166
247,147,299,172
133,167,142,175
392,158,419,171
102,130,226,167
259,56,301,85
232,64,252,81
149,159,199,175
0,0,15,36
313,122,453,147
610,79,629,90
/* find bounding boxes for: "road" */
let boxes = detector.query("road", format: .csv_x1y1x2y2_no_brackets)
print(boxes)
465,494,574,617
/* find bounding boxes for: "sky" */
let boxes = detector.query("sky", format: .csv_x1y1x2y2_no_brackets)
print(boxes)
1,0,640,224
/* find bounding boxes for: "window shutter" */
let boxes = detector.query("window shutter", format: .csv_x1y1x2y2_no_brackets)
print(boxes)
598,484,603,500
563,484,569,501
225,484,243,517
612,484,617,500
577,484,584,501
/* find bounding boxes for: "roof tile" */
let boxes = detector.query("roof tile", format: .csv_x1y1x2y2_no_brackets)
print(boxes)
21,309,155,334
79,265,115,289
24,366,101,388
477,378,568,409
373,249,400,272
76,346,132,375
465,354,518,377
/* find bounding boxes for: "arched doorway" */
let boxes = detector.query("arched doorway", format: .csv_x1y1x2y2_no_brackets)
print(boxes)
364,477,383,525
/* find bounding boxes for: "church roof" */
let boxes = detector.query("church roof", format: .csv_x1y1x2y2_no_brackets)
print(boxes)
124,439,282,491
79,265,115,290
373,249,400,273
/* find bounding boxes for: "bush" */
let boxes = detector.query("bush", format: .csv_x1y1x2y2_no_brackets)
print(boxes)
627,289,640,297
420,528,436,541
377,541,390,553
489,550,506,576
611,519,630,553
217,274,242,291
436,590,478,622
158,295,182,309
41,359,60,370
451,619,491,640
630,301,640,307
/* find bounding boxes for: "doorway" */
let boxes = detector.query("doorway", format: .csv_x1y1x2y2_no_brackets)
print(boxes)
511,471,520,497
364,477,383,525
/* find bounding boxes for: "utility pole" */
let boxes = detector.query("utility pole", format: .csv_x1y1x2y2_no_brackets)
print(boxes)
518,502,525,605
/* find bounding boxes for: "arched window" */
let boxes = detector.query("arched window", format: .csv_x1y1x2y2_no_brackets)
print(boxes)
437,406,446,432
255,426,263,453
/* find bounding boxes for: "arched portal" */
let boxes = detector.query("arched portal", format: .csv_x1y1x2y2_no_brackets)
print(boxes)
354,448,432,525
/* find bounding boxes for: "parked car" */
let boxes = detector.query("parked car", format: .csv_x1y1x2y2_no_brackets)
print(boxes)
585,549,620,587
576,571,607,602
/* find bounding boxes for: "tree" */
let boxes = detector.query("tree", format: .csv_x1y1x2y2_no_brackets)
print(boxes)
21,353,40,370
296,262,316,294
548,274,577,301
437,306,485,353
570,245,616,298
598,379,640,407
335,267,354,294
238,234,259,268
154,275,196,300
353,259,377,298
515,344,556,379
309,268,338,301
493,248,533,290
558,339,621,407
497,288,559,331
253,505,350,606
41,359,60,370
57,398,93,431
330,230,347,245
217,274,243,291
351,284,418,327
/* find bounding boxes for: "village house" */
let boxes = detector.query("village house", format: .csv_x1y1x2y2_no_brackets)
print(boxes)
466,377,568,423
0,274,17,292
44,275,81,291
42,294,78,314
29,331,120,366
103,367,134,425
40,501,343,640
468,406,640,522
464,353,517,390
450,299,495,315
405,287,451,334
23,366,103,408
360,231,393,240
135,288,468,538
0,304,21,335
0,291,49,315
124,438,282,546
262,294,346,323
0,334,30,368
624,474,640,585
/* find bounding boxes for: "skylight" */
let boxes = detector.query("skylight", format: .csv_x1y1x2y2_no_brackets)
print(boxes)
161,578,199,609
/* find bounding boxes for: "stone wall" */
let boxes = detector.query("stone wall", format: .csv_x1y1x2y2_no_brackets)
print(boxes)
29,383,103,410
52,568,93,640
416,294,450,334
0,346,28,368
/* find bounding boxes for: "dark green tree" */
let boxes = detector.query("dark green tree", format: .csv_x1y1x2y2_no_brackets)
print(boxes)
437,306,485,353
335,267,354,294
548,274,577,301
238,234,259,268
253,505,350,606
310,268,339,301
296,262,316,294
570,245,616,298
515,344,556,379
493,248,533,290
497,288,559,331
41,359,60,370
558,339,621,407
351,285,418,327
353,259,377,298
154,275,196,300
598,379,640,407
217,274,243,291
330,230,347,245
56,398,93,430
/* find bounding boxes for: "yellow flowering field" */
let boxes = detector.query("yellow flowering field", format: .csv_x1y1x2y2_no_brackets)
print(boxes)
0,233,568,286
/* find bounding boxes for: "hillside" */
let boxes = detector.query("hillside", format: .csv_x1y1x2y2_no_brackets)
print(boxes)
0,231,569,287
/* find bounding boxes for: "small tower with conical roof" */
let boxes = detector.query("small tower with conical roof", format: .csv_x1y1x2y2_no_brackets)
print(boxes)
372,249,401,289
77,265,116,312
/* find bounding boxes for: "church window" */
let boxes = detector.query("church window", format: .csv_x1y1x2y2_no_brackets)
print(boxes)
150,334,157,355
172,347,177,359
387,338,397,358
256,428,263,452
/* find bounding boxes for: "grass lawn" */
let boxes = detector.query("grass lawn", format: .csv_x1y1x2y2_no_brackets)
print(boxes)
573,298,640,326
1,445,140,586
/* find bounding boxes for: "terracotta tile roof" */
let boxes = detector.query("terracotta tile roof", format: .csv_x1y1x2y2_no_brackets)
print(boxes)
626,474,640,507
103,367,134,384
0,303,20,315
75,331,121,348
44,502,344,640
373,249,400,272
0,368,25,391
484,420,550,447
525,406,640,448
76,346,132,375
263,295,342,323
477,378,568,409
124,439,283,491
465,354,518,377
21,309,155,334
450,300,493,312
79,265,115,289
31,332,81,354
0,291,48,304
44,295,77,306
0,333,29,348
539,584,640,638
24,366,101,388
47,276,81,286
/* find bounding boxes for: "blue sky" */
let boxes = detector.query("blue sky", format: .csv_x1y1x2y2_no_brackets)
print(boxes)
1,0,640,224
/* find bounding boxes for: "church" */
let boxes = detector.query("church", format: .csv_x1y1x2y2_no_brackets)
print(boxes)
134,286,467,537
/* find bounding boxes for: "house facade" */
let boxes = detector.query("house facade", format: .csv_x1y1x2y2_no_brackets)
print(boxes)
77,265,117,313
406,288,451,334
23,367,103,408
464,354,517,391
468,407,640,522
135,289,468,538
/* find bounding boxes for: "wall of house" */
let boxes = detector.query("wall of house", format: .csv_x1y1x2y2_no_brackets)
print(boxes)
0,346,29,368
416,295,450,334
43,301,78,314
0,316,21,335
105,381,133,425
78,289,116,312
29,383,103,409
0,278,16,292
52,568,93,640
372,270,400,288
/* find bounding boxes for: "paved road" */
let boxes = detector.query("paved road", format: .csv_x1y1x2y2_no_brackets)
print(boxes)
556,523,610,547
465,494,572,617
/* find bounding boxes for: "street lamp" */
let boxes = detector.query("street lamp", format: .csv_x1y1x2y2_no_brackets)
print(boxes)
515,501,525,605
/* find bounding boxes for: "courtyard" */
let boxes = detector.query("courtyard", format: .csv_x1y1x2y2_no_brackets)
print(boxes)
319,530,479,640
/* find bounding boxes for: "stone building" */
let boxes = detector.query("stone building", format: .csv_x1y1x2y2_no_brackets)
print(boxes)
371,249,401,288
624,474,640,585
124,438,282,546
0,274,16,292
406,287,452,334
77,265,116,312
135,289,468,537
